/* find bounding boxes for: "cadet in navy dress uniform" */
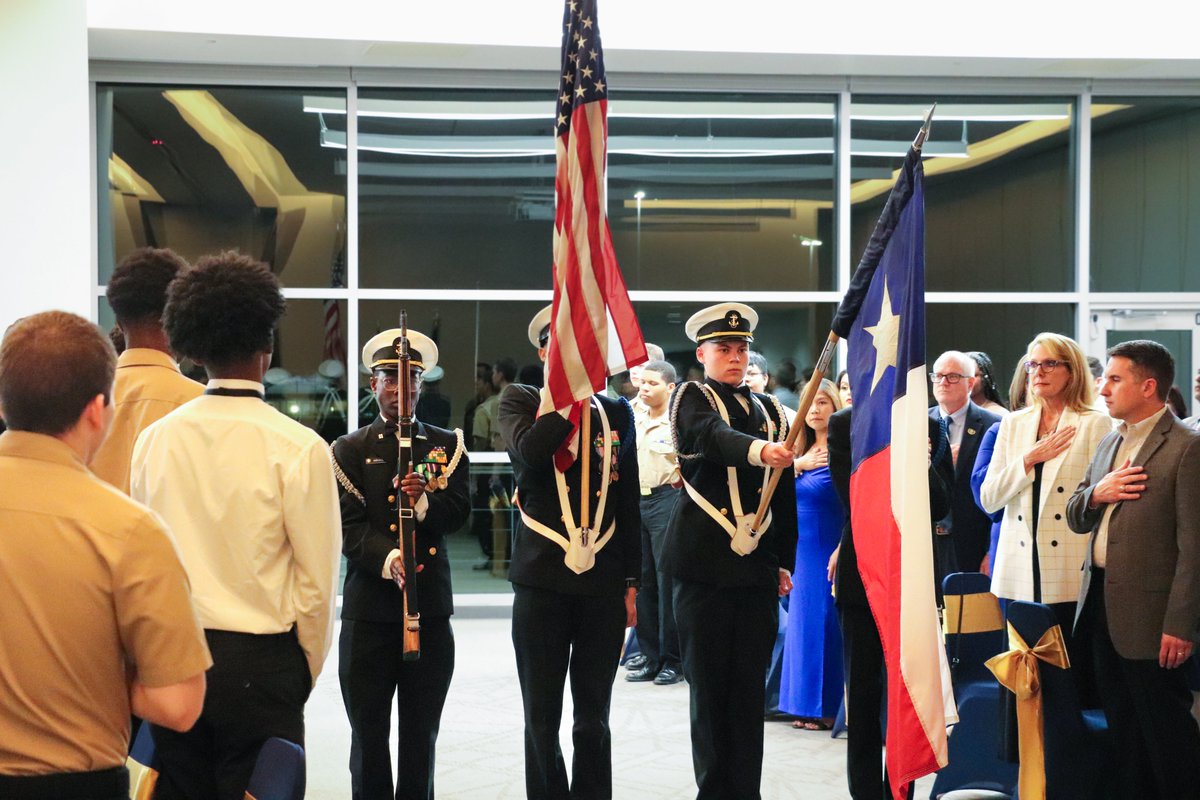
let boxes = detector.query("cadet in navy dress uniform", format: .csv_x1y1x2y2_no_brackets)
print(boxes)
663,303,799,800
497,306,641,800
331,329,470,800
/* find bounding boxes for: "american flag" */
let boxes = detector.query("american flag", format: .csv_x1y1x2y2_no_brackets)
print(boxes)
323,250,346,364
544,0,646,441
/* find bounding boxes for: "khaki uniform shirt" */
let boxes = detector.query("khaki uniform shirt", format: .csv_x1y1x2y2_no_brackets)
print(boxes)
635,406,679,492
90,348,204,494
0,432,211,776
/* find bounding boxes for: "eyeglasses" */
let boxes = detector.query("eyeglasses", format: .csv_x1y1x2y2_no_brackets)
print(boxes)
929,373,969,385
1023,359,1067,374
376,373,420,390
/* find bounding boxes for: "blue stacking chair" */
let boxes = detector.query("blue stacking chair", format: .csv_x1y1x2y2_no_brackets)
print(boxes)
942,573,1006,701
126,724,159,800
1004,601,1110,800
243,738,305,800
931,573,1016,799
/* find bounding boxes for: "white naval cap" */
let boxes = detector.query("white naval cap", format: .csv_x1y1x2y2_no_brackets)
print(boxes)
527,304,553,349
362,328,439,373
684,303,758,343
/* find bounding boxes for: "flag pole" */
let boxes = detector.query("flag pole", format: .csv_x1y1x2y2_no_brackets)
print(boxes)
750,105,935,533
580,402,591,534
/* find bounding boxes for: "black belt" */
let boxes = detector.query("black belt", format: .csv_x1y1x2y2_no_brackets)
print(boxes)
640,484,678,497
0,766,129,799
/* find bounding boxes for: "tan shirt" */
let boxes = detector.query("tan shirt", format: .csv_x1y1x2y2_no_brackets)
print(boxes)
635,406,679,491
131,379,341,684
1093,406,1169,567
0,432,211,776
90,348,204,494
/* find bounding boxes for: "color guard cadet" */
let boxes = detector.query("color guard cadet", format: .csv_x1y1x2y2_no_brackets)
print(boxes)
498,305,641,800
663,303,798,800
331,329,470,800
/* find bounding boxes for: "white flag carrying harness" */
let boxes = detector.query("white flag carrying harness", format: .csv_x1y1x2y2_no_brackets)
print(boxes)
516,397,616,574
677,383,778,556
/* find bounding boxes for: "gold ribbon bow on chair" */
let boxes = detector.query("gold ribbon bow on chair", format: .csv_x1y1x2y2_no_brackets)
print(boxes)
985,622,1071,800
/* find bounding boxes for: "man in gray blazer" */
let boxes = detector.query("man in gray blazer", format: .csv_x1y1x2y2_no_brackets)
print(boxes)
1067,339,1200,799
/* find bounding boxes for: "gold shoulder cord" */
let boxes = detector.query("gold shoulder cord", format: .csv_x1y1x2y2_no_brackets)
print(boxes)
765,393,790,442
442,428,466,479
670,381,717,462
329,443,365,505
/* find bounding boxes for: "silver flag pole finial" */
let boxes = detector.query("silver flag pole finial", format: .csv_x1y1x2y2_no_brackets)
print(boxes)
913,103,937,152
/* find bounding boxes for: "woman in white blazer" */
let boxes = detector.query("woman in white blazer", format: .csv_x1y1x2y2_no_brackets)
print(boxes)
980,333,1112,639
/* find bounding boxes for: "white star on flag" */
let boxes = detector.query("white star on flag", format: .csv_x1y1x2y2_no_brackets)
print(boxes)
863,282,900,395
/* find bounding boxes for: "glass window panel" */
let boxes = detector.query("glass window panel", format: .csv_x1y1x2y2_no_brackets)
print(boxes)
1091,98,1200,292
356,89,836,291
850,96,1074,292
269,298,350,443
925,303,1076,409
98,85,347,289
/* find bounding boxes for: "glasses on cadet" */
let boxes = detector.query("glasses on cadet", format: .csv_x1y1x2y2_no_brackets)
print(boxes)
929,373,969,385
1024,359,1066,374
376,374,417,390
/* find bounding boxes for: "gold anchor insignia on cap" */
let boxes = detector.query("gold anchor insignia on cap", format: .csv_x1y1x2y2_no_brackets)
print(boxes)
727,311,741,328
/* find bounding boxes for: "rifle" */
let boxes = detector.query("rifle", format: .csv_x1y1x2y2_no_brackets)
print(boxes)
396,310,421,661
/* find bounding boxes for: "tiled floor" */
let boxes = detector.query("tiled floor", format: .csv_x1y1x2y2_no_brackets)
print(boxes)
305,603,936,799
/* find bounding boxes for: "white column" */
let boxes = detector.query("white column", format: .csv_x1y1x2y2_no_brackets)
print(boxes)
0,1,92,330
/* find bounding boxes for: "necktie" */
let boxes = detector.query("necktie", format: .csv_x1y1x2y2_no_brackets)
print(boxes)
933,415,950,467
1110,435,1126,470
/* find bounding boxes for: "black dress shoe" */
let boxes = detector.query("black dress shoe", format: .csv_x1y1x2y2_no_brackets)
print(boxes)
625,664,657,682
653,667,683,685
623,654,648,671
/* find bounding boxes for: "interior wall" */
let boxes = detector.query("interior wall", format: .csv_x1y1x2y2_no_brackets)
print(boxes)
0,1,92,332
1092,107,1200,292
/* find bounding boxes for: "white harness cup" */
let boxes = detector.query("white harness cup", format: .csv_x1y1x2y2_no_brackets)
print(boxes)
565,537,597,573
730,514,761,556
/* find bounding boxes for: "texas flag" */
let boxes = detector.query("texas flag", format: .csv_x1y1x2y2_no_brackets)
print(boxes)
830,138,953,796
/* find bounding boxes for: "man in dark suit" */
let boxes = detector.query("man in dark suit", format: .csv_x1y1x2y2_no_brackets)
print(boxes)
497,306,641,800
662,303,798,800
332,328,470,800
1067,339,1200,799
929,350,1002,583
828,406,953,800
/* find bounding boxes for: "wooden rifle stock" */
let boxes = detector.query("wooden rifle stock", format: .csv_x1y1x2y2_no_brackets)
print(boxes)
397,310,421,661
750,331,840,532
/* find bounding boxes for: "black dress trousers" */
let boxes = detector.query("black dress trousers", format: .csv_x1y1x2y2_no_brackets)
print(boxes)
152,629,309,800
672,578,777,800
633,486,682,673
1082,572,1200,800
511,584,627,800
339,616,455,800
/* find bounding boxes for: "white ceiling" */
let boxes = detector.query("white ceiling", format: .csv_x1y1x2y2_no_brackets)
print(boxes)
87,0,1200,81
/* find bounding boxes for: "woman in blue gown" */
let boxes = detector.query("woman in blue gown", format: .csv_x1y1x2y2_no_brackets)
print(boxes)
779,379,845,729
